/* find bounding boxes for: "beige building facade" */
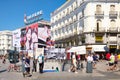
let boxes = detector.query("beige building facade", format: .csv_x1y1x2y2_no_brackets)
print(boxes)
0,30,13,55
51,0,120,53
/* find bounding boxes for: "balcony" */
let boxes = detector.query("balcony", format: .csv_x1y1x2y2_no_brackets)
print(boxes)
109,41,117,44
108,27,118,32
109,11,118,19
93,27,106,32
95,11,104,19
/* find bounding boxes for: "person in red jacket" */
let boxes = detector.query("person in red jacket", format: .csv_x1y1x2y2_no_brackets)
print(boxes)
106,52,111,61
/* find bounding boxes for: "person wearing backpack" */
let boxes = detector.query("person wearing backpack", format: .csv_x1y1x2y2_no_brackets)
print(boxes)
37,54,44,73
113,54,118,70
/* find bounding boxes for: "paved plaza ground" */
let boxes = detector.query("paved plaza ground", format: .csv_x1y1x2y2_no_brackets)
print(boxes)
30,60,120,80
0,59,120,80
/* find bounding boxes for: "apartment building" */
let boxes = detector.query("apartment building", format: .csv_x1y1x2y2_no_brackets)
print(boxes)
0,30,12,55
51,0,120,53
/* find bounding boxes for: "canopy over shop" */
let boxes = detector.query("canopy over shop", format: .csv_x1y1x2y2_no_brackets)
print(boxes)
91,45,109,53
67,46,86,55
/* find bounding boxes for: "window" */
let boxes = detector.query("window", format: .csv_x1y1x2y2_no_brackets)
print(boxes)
110,5,115,11
70,25,73,31
110,19,115,27
67,8,69,14
66,26,69,32
51,32,54,37
69,6,72,13
58,29,61,35
73,15,77,22
62,27,65,33
96,19,102,31
55,30,57,35
96,5,101,12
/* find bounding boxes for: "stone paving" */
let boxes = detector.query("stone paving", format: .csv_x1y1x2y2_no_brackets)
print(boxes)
0,59,120,80
30,60,120,80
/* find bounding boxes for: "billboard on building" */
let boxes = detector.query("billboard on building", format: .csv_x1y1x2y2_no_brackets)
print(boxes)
13,29,21,49
20,28,26,50
25,23,38,50
38,25,51,45
46,48,65,59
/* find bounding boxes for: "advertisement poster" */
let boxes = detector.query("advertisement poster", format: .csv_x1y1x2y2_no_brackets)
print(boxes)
38,25,51,44
20,28,26,50
46,48,65,59
25,23,38,50
13,29,21,48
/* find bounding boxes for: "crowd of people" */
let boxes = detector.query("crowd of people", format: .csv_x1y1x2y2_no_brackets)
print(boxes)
106,52,120,71
1,51,120,77
67,52,120,74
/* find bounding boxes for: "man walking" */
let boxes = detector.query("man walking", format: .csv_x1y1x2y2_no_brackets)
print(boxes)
37,54,44,73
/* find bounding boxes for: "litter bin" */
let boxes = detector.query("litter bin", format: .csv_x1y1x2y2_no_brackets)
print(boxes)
86,61,93,73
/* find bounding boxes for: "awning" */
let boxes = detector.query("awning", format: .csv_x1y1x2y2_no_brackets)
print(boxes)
47,48,65,53
92,45,109,52
67,46,86,55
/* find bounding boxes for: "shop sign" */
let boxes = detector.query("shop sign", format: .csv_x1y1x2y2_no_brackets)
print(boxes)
24,10,43,25
109,45,117,48
95,36,103,41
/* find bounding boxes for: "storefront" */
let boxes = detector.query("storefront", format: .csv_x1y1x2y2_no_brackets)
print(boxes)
67,46,86,55
109,45,117,53
92,45,109,53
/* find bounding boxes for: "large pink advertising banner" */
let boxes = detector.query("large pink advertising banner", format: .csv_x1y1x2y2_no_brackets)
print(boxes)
25,23,38,50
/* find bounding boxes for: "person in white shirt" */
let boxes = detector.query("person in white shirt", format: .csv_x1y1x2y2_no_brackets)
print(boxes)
87,54,93,62
68,53,78,73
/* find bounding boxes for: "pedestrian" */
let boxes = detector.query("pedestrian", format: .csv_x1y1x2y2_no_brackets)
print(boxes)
2,56,6,64
93,54,97,69
68,53,78,73
118,53,120,60
113,54,118,70
24,55,31,76
106,52,111,65
106,52,111,61
76,54,81,70
107,53,115,71
86,53,93,73
37,53,44,73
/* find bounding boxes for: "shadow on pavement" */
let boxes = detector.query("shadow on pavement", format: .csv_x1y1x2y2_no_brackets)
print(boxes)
0,69,7,73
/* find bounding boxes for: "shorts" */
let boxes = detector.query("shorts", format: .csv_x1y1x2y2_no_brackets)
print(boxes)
73,60,77,67
25,67,30,73
114,61,118,64
109,63,114,66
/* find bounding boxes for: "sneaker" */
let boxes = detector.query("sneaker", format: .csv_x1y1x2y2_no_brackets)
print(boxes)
68,69,71,72
75,71,78,74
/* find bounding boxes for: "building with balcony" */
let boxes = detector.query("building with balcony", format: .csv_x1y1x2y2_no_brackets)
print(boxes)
0,30,12,55
51,0,120,53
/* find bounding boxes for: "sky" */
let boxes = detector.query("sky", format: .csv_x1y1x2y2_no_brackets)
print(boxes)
0,0,66,31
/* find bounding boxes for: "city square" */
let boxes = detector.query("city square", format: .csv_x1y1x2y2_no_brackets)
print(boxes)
0,0,120,80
